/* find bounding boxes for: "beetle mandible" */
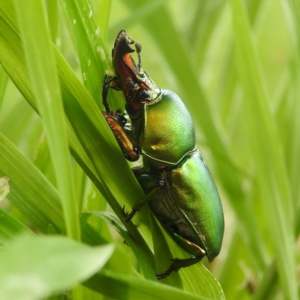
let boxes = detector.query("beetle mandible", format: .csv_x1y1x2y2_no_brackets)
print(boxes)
102,30,224,279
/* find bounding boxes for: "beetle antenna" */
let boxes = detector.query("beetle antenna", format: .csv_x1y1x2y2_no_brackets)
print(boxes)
135,42,142,71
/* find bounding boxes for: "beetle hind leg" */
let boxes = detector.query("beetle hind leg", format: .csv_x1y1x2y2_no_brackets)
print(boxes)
156,228,206,279
156,257,202,280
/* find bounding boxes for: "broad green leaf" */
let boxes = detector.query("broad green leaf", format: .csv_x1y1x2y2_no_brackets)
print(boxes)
0,233,114,300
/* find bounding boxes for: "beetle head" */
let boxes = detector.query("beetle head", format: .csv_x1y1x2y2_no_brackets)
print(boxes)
112,30,161,107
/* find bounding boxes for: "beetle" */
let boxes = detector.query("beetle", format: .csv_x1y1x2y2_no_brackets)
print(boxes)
102,30,224,279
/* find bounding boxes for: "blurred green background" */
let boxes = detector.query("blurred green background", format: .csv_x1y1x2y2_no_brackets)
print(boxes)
0,0,299,299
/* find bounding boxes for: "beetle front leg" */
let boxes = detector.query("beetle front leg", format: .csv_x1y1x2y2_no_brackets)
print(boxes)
102,112,140,162
102,75,121,113
102,75,140,161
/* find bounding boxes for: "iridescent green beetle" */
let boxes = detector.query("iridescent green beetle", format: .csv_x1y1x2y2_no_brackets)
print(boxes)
102,30,224,279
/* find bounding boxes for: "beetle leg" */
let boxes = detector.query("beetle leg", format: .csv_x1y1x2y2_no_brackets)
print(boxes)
102,112,140,162
102,75,140,161
123,172,165,221
156,257,202,280
156,233,206,279
102,75,122,112
123,187,158,221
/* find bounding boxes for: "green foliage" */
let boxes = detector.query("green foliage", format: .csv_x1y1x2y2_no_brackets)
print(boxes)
0,0,299,299
0,234,114,299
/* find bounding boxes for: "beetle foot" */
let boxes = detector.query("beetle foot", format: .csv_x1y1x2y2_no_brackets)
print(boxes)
122,205,138,222
156,264,176,280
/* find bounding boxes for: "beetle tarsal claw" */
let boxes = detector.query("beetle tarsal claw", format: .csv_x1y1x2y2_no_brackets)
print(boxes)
155,262,177,280
122,205,138,222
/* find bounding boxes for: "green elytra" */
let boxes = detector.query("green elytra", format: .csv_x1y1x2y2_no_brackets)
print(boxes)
102,30,224,279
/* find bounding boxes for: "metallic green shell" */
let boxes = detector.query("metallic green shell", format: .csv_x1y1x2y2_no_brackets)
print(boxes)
148,151,224,261
142,90,196,167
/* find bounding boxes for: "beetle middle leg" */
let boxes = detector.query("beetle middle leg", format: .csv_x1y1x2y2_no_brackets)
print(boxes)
122,170,165,221
122,187,158,221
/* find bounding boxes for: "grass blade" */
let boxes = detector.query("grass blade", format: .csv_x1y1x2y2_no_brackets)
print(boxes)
14,0,80,240
230,0,297,298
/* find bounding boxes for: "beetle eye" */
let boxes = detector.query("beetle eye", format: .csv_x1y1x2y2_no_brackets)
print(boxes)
170,224,179,234
138,89,150,102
